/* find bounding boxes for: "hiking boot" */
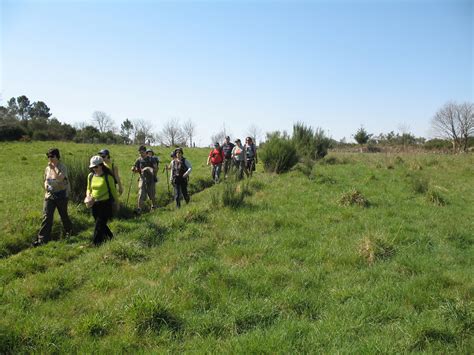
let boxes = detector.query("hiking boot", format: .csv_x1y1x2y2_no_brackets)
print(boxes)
33,239,46,247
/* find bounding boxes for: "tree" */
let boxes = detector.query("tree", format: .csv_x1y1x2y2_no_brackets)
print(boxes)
157,118,185,146
182,119,196,147
29,101,51,120
120,119,134,144
432,101,474,152
210,129,227,146
92,111,115,133
354,126,372,145
247,124,262,144
17,95,31,121
133,119,154,145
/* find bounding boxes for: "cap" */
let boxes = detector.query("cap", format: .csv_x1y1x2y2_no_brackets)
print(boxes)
98,149,109,156
138,145,146,152
225,136,230,140
146,148,153,153
89,155,104,168
175,147,183,154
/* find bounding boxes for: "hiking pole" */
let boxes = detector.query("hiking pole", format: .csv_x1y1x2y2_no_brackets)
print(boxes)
125,170,134,207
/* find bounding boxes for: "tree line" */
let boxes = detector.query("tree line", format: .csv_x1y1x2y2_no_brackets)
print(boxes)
1,95,472,152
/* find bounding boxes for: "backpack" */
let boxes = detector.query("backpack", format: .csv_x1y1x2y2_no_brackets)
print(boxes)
88,172,114,202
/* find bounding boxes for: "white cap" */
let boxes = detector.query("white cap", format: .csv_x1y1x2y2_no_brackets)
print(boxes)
89,155,104,168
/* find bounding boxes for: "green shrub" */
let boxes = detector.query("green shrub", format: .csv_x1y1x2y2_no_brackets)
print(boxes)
426,188,446,206
339,189,369,207
260,135,298,173
292,122,331,160
63,156,90,205
410,176,429,194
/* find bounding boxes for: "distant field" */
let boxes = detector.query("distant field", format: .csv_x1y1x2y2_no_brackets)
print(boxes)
0,142,473,353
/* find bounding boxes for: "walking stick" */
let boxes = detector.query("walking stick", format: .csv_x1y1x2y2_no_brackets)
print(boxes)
125,171,134,207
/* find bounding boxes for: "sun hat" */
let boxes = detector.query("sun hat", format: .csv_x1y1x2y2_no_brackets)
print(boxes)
89,155,104,168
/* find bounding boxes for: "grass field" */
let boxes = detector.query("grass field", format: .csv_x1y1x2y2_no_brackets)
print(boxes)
0,142,473,353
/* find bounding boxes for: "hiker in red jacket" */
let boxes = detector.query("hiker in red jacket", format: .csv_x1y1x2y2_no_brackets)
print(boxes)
207,142,225,183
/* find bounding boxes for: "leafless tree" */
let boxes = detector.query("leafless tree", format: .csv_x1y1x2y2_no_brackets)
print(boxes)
210,129,227,147
432,101,474,152
91,111,115,133
246,124,262,145
132,119,154,145
182,119,196,147
157,118,185,146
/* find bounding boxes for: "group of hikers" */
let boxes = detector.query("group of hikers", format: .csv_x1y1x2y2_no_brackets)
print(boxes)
33,136,257,247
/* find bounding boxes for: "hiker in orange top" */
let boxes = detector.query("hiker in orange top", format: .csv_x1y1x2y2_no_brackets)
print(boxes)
207,142,224,183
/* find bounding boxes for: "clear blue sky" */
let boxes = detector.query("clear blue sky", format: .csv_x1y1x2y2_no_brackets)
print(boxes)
1,0,472,145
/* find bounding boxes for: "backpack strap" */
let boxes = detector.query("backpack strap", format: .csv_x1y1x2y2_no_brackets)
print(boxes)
104,173,114,202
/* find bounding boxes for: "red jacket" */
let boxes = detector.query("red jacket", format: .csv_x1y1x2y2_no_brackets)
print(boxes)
209,148,224,165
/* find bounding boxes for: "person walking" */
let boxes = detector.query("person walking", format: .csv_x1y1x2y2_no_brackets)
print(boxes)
207,142,224,183
221,136,235,179
170,147,192,208
86,156,118,245
132,145,157,213
146,148,160,184
98,148,123,195
244,137,257,177
34,148,73,246
231,139,246,180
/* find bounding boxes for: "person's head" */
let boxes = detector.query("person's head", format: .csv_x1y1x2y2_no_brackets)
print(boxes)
225,136,230,143
214,142,220,149
146,148,154,157
175,147,183,158
89,155,104,174
138,145,147,158
235,139,241,146
46,148,60,162
245,137,253,144
98,149,110,160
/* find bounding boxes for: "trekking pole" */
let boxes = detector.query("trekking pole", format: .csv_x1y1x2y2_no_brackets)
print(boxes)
125,170,134,207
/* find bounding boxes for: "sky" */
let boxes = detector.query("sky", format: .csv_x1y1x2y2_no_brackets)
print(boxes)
1,0,473,146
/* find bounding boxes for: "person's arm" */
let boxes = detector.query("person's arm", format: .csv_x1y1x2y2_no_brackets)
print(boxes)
86,173,92,197
108,174,119,200
183,160,192,178
207,152,211,166
114,165,123,195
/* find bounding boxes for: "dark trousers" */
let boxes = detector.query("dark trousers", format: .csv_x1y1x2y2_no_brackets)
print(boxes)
234,160,245,180
92,199,113,245
173,177,190,208
38,197,72,242
223,158,233,177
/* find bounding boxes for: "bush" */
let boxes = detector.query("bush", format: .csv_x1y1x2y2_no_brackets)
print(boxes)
63,156,90,205
0,123,27,141
339,189,369,207
260,135,298,173
292,123,331,160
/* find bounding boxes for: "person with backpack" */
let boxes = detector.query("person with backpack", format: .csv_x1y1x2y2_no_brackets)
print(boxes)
231,139,246,180
98,148,123,195
131,145,157,213
244,136,258,177
86,155,118,245
34,148,73,247
170,147,192,208
221,136,235,179
207,142,224,183
146,148,160,184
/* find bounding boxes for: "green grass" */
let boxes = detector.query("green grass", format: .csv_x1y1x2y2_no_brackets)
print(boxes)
0,143,473,353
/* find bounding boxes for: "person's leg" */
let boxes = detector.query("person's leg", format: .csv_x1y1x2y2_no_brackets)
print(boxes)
174,181,181,208
37,198,56,243
216,163,222,182
56,197,72,235
137,178,147,211
92,202,108,245
147,180,157,209
182,180,190,204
